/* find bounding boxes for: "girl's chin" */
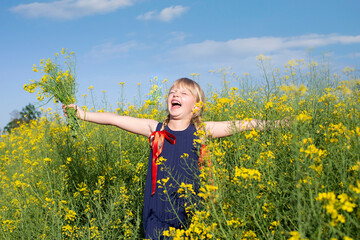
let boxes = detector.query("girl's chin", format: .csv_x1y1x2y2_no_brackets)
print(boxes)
169,106,181,113
170,106,181,111
169,109,183,117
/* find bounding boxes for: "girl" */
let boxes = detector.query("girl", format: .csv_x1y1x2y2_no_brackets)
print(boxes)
63,78,287,239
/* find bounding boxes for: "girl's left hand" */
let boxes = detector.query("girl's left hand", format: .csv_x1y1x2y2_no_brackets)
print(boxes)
281,116,294,127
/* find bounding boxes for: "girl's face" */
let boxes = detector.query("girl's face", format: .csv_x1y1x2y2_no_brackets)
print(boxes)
167,85,197,120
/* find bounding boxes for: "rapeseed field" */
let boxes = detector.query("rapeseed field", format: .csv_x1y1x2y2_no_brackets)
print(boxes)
1,52,359,239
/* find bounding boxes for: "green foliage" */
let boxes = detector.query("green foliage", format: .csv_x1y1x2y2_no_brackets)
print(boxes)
24,48,79,137
3,103,41,133
1,55,360,239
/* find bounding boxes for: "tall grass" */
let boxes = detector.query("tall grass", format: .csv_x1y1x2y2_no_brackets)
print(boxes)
1,56,360,239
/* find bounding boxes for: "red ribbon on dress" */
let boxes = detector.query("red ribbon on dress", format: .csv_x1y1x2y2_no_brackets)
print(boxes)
149,130,176,195
198,144,210,169
198,144,215,194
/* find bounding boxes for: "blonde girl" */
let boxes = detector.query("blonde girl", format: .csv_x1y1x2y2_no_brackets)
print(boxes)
63,77,287,239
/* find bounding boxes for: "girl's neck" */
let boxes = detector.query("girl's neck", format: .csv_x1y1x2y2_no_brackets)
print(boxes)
167,119,191,131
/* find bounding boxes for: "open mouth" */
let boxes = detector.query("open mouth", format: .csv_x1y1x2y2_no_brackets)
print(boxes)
171,100,182,108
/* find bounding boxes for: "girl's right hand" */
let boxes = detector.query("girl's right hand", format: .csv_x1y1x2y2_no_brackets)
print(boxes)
62,104,83,119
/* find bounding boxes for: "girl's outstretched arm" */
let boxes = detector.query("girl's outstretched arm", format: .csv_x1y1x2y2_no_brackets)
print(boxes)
63,104,158,137
204,118,290,138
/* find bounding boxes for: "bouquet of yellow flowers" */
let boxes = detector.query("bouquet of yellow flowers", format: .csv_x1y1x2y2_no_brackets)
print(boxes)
24,48,79,137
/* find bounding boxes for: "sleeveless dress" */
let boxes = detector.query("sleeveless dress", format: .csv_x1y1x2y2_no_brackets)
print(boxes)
143,123,200,239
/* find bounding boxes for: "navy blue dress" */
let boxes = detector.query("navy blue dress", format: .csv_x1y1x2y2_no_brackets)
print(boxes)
143,123,200,239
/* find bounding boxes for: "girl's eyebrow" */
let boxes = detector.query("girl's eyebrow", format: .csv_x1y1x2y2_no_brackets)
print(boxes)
169,88,180,92
182,89,192,94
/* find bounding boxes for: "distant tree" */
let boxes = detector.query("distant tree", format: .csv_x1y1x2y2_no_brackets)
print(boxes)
20,104,41,123
3,103,41,133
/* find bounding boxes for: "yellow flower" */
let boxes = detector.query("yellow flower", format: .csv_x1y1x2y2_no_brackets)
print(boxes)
32,64,38,72
156,156,167,165
349,180,360,194
341,200,356,213
256,54,266,61
265,101,273,110
296,111,312,122
234,166,261,181
288,231,300,240
244,128,259,140
64,209,77,222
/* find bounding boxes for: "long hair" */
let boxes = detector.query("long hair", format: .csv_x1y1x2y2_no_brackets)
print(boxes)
160,78,205,131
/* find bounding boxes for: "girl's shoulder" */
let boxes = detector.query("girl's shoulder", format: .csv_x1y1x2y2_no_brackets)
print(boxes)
156,122,162,131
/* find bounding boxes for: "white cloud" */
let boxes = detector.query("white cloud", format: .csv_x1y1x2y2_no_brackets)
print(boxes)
11,0,134,20
166,32,188,43
163,34,360,75
137,10,156,21
168,34,360,62
137,5,188,22
88,40,137,59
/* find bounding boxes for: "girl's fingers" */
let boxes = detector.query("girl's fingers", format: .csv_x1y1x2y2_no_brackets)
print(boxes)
62,104,77,117
62,104,82,119
63,105,68,117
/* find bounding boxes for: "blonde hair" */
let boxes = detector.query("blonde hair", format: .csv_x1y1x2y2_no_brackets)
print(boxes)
160,78,205,131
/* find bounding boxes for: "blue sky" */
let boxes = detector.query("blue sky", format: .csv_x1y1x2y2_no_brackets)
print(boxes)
1,0,360,129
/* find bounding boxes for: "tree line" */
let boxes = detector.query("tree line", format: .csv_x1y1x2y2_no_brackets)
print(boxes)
2,103,41,133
